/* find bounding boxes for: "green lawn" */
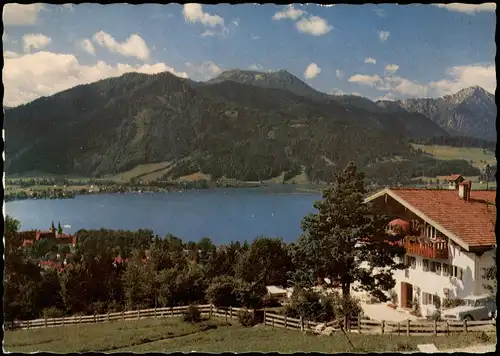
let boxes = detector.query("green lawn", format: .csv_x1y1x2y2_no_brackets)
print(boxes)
4,317,495,353
411,144,496,169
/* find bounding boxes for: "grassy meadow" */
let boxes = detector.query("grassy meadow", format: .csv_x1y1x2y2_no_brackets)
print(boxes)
411,144,496,169
3,316,495,353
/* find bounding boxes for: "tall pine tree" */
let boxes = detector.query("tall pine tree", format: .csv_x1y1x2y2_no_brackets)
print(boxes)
291,162,405,301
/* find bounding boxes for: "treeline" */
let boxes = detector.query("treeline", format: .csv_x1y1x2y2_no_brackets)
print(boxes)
410,135,496,151
363,156,481,185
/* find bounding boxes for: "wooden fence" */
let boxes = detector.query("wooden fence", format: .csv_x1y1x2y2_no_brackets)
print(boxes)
262,311,496,336
7,305,261,331
7,305,496,337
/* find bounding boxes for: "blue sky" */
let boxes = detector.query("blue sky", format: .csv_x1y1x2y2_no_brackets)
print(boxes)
2,3,496,106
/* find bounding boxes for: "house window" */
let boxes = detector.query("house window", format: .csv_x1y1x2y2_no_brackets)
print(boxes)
406,256,416,269
451,265,463,280
423,259,429,272
442,263,449,277
430,261,436,272
435,262,442,275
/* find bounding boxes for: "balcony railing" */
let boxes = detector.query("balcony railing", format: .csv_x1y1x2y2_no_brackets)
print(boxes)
403,238,448,260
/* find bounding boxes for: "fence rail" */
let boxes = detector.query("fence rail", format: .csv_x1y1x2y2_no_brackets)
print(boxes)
7,305,497,337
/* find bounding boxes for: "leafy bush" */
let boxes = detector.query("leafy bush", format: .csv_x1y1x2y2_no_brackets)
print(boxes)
238,309,257,327
262,294,281,308
389,289,398,305
285,288,335,322
205,276,240,307
443,298,463,309
42,307,65,319
183,304,202,323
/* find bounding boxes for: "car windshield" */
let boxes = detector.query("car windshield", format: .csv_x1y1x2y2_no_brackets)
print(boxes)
461,299,477,307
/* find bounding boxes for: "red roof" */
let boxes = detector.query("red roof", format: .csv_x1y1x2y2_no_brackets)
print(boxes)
443,174,464,182
387,188,496,248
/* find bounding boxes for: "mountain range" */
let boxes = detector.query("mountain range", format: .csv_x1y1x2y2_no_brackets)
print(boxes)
3,69,491,183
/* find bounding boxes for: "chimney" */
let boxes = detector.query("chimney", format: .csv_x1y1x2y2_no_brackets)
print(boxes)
458,181,472,201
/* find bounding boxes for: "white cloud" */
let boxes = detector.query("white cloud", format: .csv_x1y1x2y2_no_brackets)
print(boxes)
385,64,399,73
296,16,332,36
183,4,224,27
272,5,305,20
373,8,386,17
251,35,260,40
79,39,96,56
185,61,222,80
2,3,45,26
249,64,264,71
3,51,188,107
349,63,495,99
93,31,150,61
375,93,396,101
378,30,390,41
4,50,20,58
348,74,382,86
304,63,321,79
429,64,496,95
364,57,377,64
433,3,496,14
231,18,239,27
62,4,74,12
23,33,51,53
335,69,344,80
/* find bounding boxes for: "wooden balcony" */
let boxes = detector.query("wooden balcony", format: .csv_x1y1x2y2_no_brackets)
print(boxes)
403,238,448,260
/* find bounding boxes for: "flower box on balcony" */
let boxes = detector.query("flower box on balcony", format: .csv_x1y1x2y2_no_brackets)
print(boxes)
403,237,448,260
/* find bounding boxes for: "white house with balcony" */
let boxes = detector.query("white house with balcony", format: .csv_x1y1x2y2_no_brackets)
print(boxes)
365,180,496,317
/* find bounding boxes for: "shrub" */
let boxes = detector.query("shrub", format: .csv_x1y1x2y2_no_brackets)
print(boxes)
285,288,335,322
443,298,463,309
238,309,257,327
389,289,398,305
42,307,65,319
262,294,281,308
236,282,267,309
205,276,240,307
183,304,202,323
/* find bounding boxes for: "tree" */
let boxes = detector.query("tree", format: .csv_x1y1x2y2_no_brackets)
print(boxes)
235,236,291,286
482,248,496,295
291,162,405,301
57,222,63,235
51,221,56,232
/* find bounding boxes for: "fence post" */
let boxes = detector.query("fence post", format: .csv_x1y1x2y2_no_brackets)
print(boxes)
171,307,174,317
137,309,140,320
27,320,30,330
445,320,449,335
406,320,410,336
381,320,385,334
284,316,288,329
154,307,157,319
434,319,437,336
263,310,266,326
45,317,48,327
300,316,304,331
397,322,401,336
463,319,468,334
358,315,361,333
79,315,82,324
272,315,275,329
62,316,65,326
94,313,97,324
107,311,110,322
122,311,124,321
229,306,233,320
225,310,228,324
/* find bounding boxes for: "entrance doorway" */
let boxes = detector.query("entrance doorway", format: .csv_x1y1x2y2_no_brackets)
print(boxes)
400,282,413,308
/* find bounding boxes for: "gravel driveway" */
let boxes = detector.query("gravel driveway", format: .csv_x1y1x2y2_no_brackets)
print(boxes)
360,302,419,322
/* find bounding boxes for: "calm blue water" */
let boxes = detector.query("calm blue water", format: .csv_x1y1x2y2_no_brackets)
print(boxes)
5,188,321,244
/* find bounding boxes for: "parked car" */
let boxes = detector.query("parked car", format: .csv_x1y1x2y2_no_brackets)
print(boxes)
442,295,496,321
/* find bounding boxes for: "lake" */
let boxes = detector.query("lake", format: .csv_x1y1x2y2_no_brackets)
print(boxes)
5,187,322,244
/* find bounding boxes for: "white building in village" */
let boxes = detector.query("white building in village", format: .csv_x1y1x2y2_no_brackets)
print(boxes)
365,180,496,316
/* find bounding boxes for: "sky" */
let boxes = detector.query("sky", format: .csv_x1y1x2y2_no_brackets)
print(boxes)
2,3,497,107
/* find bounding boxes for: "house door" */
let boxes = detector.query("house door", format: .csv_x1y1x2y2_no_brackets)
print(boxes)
401,282,413,308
